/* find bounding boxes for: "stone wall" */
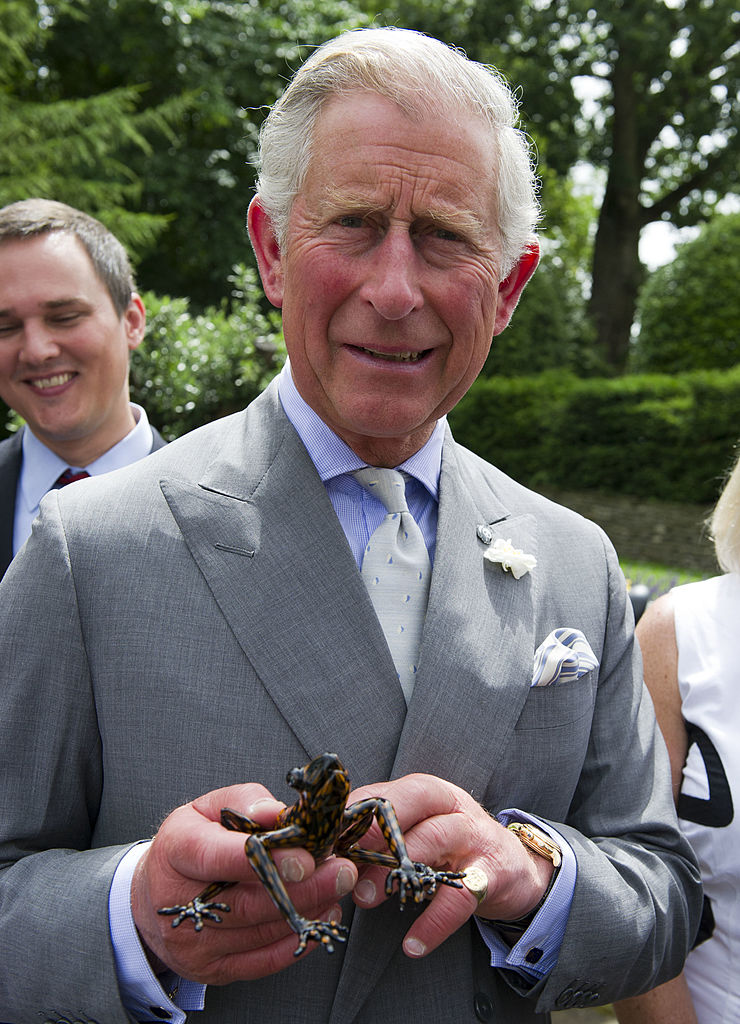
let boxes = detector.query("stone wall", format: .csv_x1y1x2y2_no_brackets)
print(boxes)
542,489,719,577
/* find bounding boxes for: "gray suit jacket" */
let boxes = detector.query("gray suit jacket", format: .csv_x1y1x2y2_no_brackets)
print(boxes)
0,424,166,578
0,380,700,1023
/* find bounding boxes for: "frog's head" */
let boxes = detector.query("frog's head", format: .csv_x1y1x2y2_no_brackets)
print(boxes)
287,753,349,797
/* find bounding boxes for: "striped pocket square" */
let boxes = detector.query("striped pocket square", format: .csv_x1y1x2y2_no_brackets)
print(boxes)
531,628,599,687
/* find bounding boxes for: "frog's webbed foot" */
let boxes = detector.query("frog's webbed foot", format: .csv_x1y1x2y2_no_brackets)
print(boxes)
158,881,233,931
293,917,349,956
386,862,466,905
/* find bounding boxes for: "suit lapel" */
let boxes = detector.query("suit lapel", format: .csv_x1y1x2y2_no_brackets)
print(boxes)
159,388,406,787
330,431,539,1023
396,431,538,795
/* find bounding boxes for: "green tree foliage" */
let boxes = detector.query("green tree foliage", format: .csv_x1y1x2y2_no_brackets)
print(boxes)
36,0,370,306
0,0,184,258
574,0,739,372
484,170,600,377
631,213,740,373
371,0,739,372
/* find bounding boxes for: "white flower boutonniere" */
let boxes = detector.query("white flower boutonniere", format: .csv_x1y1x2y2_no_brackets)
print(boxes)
484,537,537,579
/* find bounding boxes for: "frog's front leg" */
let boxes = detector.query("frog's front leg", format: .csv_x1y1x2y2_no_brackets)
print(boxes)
341,798,465,905
245,833,348,956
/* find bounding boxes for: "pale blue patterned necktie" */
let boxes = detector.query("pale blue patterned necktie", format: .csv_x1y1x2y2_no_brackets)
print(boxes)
354,467,431,703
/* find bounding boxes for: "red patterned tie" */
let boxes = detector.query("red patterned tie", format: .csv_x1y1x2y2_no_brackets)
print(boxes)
54,468,91,488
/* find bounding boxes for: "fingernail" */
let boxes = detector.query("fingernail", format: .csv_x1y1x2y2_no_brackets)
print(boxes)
248,797,276,811
281,857,305,883
404,937,426,958
336,865,356,896
353,879,375,904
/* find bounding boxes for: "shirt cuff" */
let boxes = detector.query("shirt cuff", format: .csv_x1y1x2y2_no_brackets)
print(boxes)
475,810,577,985
109,841,206,1021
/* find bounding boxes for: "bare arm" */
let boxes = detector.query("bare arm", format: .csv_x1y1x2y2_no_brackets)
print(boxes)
615,973,698,1023
636,593,689,802
614,594,696,1022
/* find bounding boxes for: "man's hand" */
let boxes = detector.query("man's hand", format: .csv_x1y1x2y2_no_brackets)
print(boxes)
347,774,554,958
131,783,358,984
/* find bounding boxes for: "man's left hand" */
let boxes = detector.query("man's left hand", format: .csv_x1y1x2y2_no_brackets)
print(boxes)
348,774,554,957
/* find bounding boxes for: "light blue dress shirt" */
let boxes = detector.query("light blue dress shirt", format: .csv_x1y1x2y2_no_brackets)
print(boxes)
13,403,154,556
110,366,575,1020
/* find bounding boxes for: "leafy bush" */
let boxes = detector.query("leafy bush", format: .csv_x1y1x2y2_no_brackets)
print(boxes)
632,213,740,372
131,265,285,439
483,257,599,377
449,367,740,503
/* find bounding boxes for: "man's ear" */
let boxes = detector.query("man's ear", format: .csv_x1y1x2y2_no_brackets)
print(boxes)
124,293,147,352
492,242,540,336
247,196,284,308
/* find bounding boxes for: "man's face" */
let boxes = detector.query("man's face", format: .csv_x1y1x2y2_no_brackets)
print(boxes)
250,90,537,465
0,232,145,463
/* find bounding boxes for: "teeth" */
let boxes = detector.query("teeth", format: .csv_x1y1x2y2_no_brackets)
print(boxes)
32,373,74,389
361,348,422,362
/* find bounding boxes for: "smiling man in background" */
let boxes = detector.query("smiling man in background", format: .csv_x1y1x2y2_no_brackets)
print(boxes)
0,198,165,576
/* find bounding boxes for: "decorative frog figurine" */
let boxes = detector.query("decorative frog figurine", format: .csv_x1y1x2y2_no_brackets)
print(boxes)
159,752,465,955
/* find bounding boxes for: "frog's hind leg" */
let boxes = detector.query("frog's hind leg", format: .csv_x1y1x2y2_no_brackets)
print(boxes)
245,834,349,956
158,879,234,931
221,807,264,833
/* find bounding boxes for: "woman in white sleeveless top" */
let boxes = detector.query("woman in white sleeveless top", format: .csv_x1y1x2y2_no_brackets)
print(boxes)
615,452,740,1023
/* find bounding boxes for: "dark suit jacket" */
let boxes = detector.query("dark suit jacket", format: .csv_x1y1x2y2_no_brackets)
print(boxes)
0,424,166,578
0,380,700,1023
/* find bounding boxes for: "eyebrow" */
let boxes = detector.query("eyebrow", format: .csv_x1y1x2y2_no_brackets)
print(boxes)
0,297,90,318
321,186,487,237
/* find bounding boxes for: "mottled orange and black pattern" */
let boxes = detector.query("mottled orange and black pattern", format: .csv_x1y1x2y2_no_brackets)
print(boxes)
159,753,464,954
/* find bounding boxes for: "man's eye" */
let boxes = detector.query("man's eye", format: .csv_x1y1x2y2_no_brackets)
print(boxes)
435,228,461,242
51,312,83,324
337,215,366,229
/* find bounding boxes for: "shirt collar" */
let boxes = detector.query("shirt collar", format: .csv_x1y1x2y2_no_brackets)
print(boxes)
277,361,444,500
18,404,153,513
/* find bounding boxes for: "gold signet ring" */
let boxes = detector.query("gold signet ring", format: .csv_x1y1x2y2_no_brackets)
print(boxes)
461,866,488,905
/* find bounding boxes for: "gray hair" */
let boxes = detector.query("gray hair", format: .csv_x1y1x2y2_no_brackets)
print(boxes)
0,198,135,317
255,27,540,276
708,448,740,575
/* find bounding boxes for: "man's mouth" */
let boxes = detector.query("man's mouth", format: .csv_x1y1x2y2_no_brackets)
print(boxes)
28,372,76,390
359,347,425,363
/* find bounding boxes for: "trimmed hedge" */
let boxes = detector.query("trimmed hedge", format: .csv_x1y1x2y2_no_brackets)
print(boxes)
448,367,740,504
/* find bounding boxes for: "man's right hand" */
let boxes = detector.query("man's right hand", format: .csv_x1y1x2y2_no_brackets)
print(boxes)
130,783,358,984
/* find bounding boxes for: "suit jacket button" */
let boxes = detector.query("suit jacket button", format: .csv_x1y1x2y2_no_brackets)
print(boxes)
473,991,494,1021
555,987,575,1009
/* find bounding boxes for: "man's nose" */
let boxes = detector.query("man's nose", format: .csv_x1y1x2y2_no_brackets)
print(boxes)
359,229,424,320
18,320,62,363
